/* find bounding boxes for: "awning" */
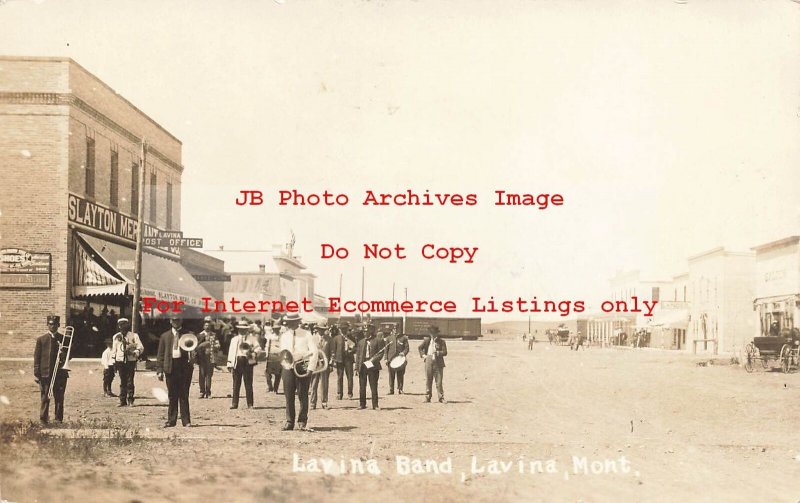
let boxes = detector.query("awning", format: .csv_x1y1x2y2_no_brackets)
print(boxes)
647,309,689,329
74,233,212,307
73,234,128,296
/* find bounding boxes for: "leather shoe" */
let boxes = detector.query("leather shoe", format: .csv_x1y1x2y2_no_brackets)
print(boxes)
163,422,176,428
439,398,446,403
424,398,431,403
373,406,380,410
398,389,403,394
358,405,367,410
183,423,192,428
117,403,127,407
321,403,328,409
388,391,394,395
229,406,238,409
281,423,294,431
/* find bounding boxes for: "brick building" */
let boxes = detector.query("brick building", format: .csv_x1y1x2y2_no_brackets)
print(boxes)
0,56,212,357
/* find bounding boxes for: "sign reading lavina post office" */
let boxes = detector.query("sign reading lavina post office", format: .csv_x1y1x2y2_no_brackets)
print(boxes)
0,248,52,289
67,193,183,256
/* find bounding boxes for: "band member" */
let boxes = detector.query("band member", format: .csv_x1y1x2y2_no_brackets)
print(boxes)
265,317,283,393
157,314,194,428
384,328,409,394
418,325,447,403
355,327,385,410
196,319,220,398
279,313,318,431
310,326,333,410
227,322,262,409
332,321,355,399
112,318,143,406
528,333,535,350
101,338,116,397
34,315,70,424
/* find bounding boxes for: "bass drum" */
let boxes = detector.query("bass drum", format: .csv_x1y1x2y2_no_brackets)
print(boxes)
389,354,407,369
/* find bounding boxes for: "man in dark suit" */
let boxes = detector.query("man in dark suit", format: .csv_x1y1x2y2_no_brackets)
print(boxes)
331,321,355,400
418,325,448,403
384,328,409,394
355,326,385,410
34,315,70,424
156,314,194,427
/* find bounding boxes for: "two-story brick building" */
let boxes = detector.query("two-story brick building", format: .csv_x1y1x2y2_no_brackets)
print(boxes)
0,56,213,357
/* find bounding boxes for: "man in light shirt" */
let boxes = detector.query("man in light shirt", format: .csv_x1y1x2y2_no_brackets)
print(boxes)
111,318,144,406
226,322,262,409
279,313,318,431
100,338,116,397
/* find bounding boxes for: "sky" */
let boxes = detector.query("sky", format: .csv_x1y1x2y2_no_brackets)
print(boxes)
2,0,799,320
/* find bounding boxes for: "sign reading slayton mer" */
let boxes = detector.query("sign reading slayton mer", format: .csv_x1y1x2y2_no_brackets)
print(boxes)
68,193,201,254
0,248,51,288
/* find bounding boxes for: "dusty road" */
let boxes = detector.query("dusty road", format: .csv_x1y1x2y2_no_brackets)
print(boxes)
1,341,799,502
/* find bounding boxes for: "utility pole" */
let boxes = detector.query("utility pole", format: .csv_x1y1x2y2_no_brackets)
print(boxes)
131,140,146,337
361,266,365,302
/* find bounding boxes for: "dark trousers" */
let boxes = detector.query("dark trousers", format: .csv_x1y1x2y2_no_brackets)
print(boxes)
231,362,254,408
115,361,137,404
388,364,406,392
425,360,444,400
198,361,214,396
39,372,67,423
266,363,281,392
165,361,192,426
282,369,310,426
102,367,115,394
359,366,380,408
336,358,354,398
310,370,330,407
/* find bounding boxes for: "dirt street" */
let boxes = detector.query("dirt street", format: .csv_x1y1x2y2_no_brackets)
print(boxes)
1,340,798,502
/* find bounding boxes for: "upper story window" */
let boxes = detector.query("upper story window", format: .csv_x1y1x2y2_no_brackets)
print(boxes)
85,138,96,198
110,150,119,208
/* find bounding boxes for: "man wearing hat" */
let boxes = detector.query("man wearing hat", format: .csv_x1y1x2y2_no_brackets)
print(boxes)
264,313,284,393
196,318,220,398
310,325,333,410
156,314,194,427
278,312,318,430
226,322,262,409
111,317,144,406
355,326,385,410
331,321,356,400
418,325,448,403
33,315,70,424
384,327,409,395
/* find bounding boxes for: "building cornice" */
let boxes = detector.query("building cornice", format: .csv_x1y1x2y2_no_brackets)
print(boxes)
0,91,183,173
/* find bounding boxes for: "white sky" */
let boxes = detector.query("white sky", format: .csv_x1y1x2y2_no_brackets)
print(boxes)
2,0,799,319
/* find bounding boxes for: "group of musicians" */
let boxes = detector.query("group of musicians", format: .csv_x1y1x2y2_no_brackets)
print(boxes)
33,313,449,430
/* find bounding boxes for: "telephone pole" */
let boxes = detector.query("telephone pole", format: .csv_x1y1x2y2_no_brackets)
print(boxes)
131,140,147,336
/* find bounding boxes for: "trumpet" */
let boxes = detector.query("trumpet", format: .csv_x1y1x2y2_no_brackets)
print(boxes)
48,326,75,401
178,333,199,352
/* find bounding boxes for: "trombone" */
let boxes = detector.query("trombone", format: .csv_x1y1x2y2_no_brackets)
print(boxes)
47,326,75,401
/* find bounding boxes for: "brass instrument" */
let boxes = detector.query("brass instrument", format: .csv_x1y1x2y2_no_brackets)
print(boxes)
47,326,75,401
178,333,199,352
279,349,329,378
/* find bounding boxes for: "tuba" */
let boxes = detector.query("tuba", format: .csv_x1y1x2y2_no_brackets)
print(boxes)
178,333,199,352
293,349,328,378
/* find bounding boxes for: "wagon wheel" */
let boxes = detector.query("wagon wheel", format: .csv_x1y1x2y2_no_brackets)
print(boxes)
780,344,791,374
743,343,755,373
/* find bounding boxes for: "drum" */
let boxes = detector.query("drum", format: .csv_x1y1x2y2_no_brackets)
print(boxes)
389,355,407,369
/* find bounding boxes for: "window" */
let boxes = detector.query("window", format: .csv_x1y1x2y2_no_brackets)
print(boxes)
651,287,660,302
131,163,139,215
85,138,95,197
166,182,173,229
149,172,157,223
110,151,119,208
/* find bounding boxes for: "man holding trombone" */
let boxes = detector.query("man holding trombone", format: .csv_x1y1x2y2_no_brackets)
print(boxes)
33,315,71,424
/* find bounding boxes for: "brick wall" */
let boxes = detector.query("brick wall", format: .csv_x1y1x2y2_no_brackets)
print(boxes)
0,57,185,357
0,108,70,357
